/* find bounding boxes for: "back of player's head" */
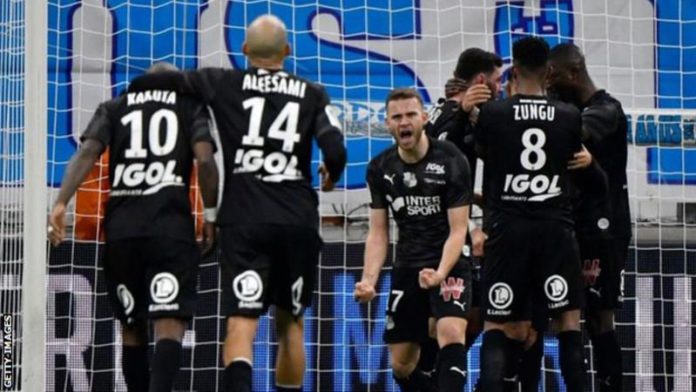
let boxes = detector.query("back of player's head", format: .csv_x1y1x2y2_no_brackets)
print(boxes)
146,62,178,74
512,36,550,76
454,48,503,81
244,14,289,61
385,88,424,110
549,43,587,71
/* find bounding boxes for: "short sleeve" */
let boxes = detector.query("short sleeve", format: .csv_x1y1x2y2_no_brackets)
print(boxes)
313,85,342,139
445,149,473,208
187,100,216,151
581,101,620,143
80,103,113,146
366,160,388,209
184,68,227,103
474,104,490,157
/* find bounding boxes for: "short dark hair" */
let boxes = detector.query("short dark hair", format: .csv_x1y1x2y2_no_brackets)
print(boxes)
549,43,586,67
512,36,550,72
385,87,424,109
454,48,503,81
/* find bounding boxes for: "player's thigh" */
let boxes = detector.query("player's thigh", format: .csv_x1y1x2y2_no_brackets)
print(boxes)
219,225,273,317
535,221,584,317
144,237,200,320
103,238,148,325
482,219,533,323
578,234,621,315
384,268,431,344
269,225,322,317
430,260,472,321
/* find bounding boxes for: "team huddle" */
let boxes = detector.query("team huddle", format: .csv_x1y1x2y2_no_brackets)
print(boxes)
47,13,628,392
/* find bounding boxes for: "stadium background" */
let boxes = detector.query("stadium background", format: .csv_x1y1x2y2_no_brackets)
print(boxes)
2,0,695,391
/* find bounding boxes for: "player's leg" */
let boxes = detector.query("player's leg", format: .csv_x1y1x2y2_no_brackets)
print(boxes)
274,308,305,391
104,239,150,392
121,319,150,392
149,317,186,392
480,218,532,392
223,316,260,392
542,222,586,392
271,225,322,391
385,267,437,392
144,238,201,392
431,260,471,391
480,321,529,392
583,235,627,392
389,342,435,392
219,224,272,392
518,325,544,392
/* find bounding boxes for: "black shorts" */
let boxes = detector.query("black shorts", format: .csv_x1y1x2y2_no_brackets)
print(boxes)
219,224,322,318
482,218,584,323
104,237,200,325
383,262,472,344
579,234,625,311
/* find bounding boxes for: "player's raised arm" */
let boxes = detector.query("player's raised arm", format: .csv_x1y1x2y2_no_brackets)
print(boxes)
314,87,347,191
49,105,109,246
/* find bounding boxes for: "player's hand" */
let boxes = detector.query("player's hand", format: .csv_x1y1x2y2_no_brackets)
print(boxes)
471,227,487,257
568,145,592,170
353,280,376,303
200,222,216,258
319,164,336,192
48,202,67,246
418,268,446,289
460,84,492,113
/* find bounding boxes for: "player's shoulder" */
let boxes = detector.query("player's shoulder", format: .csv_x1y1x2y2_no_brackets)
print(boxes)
369,144,399,171
430,138,462,157
548,97,581,117
585,90,625,115
99,95,127,118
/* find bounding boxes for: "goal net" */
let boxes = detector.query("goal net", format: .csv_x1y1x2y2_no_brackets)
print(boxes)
1,0,693,391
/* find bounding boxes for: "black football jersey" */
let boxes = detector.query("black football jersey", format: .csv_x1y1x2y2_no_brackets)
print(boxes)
476,95,582,225
425,98,478,184
81,71,215,242
570,161,613,238
366,139,472,268
580,90,631,239
184,67,343,228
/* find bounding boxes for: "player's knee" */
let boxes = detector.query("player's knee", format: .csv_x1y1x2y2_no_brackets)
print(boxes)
501,321,530,342
586,309,615,335
390,357,417,379
153,317,186,342
122,319,148,346
554,310,581,332
226,316,259,342
436,317,467,345
523,327,539,350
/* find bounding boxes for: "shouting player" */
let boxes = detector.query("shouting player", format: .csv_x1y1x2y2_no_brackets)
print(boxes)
475,37,586,392
180,15,347,392
48,62,219,392
548,42,630,392
355,88,472,392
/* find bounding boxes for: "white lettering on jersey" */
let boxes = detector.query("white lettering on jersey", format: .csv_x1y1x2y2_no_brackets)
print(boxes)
111,160,183,196
127,90,176,106
387,195,442,216
513,102,555,122
502,173,561,202
242,73,307,99
232,148,302,182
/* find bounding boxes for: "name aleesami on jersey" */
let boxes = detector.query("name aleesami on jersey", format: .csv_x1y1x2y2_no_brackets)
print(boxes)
111,160,184,196
502,173,561,202
242,73,307,99
513,101,555,121
232,148,303,182
127,90,176,106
